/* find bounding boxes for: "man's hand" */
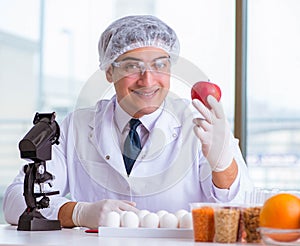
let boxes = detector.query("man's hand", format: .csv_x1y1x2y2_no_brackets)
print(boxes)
72,199,139,229
192,95,233,172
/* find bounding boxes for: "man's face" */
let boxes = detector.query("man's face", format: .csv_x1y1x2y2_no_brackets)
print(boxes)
106,47,171,118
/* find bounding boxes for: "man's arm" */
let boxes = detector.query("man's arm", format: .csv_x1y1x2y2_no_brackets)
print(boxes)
3,180,27,225
58,202,77,228
212,159,238,189
192,96,241,190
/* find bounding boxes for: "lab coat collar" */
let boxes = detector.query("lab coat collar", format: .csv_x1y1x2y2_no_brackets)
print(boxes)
87,96,169,130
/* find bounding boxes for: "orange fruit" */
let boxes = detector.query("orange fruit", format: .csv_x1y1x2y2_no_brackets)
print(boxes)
260,193,300,242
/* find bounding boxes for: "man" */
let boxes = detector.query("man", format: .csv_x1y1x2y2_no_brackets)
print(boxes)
3,15,253,229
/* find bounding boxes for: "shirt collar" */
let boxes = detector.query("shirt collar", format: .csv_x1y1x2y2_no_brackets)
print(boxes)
114,98,164,133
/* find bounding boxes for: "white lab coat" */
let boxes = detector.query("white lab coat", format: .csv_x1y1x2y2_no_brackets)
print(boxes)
3,95,254,224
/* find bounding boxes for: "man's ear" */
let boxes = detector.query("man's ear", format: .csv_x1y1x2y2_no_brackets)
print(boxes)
105,66,114,83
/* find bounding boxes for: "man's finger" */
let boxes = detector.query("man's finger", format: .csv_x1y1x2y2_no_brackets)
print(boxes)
207,95,225,119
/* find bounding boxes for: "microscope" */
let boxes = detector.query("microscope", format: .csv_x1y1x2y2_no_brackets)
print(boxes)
17,112,61,231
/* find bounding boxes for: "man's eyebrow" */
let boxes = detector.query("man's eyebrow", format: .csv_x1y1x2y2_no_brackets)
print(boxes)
119,57,141,62
153,55,170,61
119,55,170,62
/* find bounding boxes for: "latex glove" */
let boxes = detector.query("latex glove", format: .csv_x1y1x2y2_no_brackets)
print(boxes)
72,199,138,229
192,95,233,172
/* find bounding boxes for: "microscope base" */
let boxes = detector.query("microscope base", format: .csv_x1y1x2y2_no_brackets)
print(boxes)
17,210,61,231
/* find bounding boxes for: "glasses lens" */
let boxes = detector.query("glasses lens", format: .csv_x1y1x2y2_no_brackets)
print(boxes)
120,61,141,76
114,58,170,78
153,58,170,73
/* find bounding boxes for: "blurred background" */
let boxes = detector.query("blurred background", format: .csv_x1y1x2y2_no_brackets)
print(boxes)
0,0,299,223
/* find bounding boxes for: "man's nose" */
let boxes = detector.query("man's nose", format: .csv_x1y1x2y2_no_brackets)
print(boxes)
139,69,155,85
140,63,152,76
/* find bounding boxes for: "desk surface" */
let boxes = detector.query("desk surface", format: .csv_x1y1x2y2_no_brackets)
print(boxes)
0,224,261,246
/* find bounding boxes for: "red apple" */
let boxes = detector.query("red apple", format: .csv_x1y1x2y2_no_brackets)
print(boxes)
191,81,222,108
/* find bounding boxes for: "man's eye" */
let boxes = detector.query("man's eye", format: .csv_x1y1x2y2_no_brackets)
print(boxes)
124,63,140,70
155,62,166,68
154,60,168,70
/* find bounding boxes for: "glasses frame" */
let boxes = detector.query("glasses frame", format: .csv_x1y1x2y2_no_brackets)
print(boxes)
111,57,171,78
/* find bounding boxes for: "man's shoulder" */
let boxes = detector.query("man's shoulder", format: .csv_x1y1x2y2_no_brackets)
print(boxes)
165,96,189,108
63,98,113,124
164,96,196,118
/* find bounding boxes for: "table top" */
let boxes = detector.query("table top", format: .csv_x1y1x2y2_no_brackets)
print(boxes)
0,224,261,246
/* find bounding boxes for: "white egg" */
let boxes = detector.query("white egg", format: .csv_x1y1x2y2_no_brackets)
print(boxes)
156,210,168,219
159,213,178,228
137,209,150,221
175,209,188,221
103,211,120,227
179,212,193,228
120,210,127,219
140,212,159,228
121,211,139,228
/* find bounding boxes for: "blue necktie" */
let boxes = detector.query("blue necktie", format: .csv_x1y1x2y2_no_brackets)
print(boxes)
123,118,142,176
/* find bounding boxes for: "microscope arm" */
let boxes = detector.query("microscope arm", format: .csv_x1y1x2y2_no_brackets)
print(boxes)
23,163,37,210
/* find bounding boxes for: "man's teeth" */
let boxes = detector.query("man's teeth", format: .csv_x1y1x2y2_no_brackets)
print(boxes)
134,90,157,96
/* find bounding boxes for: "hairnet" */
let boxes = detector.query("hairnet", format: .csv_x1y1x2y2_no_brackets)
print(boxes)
98,15,180,70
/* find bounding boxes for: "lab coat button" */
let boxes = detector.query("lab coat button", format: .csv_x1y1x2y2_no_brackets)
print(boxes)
105,155,110,160
172,133,177,138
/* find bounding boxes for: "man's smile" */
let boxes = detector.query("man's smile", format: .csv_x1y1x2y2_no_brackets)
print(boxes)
132,88,160,97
